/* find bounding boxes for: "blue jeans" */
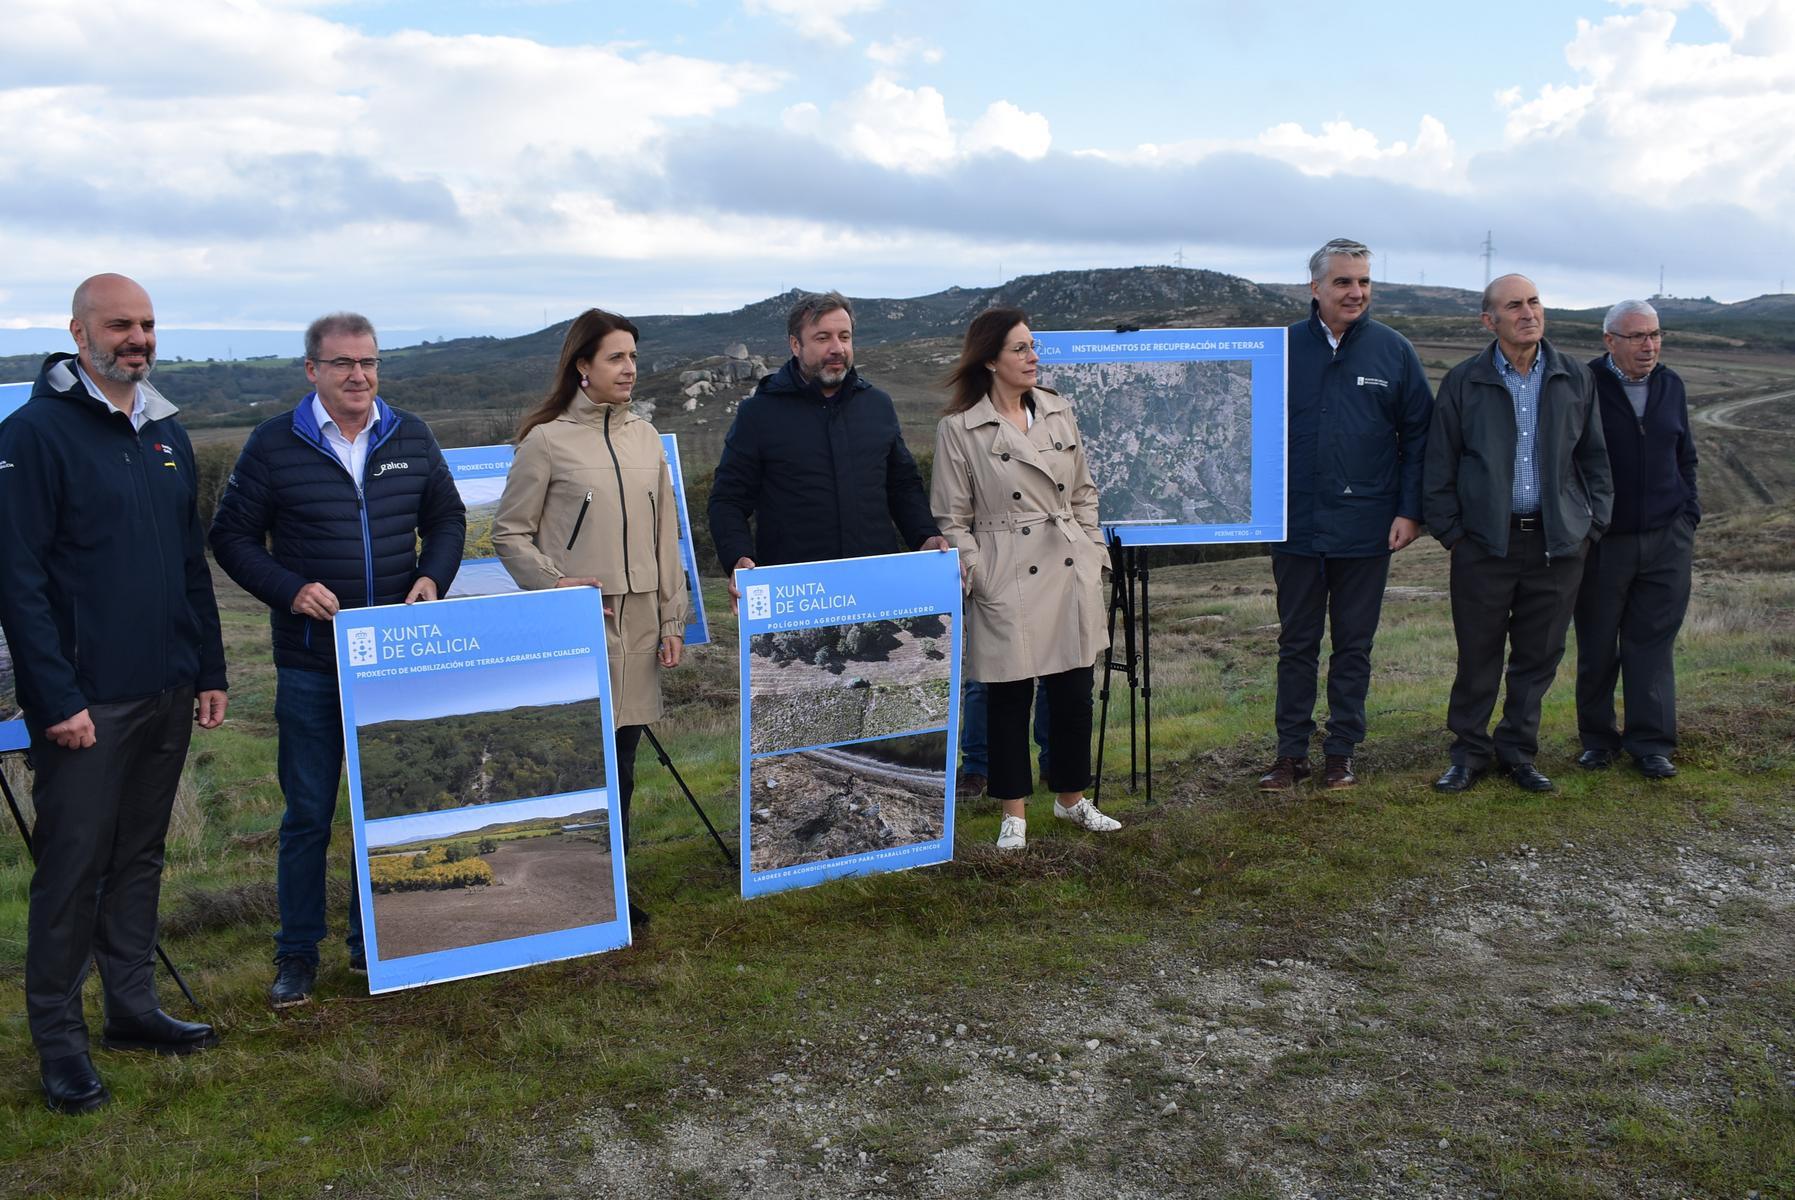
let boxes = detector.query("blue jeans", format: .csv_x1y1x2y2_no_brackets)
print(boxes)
274,667,362,964
960,677,1051,777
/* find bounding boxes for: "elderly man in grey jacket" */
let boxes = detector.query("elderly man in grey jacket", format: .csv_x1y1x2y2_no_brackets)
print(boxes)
1423,274,1613,794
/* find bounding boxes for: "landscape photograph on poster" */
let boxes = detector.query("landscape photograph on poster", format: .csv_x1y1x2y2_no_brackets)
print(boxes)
365,793,617,960
1045,358,1256,526
0,630,17,725
446,467,514,598
747,614,953,755
747,732,948,873
351,653,607,821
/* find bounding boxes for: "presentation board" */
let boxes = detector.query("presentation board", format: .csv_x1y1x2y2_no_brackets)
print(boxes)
336,588,627,992
1035,327,1288,546
0,381,33,752
736,550,961,899
441,439,709,645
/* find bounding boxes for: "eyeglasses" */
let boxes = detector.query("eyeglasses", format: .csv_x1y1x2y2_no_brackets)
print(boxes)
1610,330,1663,344
315,356,382,373
1007,341,1042,357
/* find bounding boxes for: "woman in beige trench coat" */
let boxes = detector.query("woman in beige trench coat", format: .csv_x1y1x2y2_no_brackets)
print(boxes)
492,309,689,916
931,308,1121,850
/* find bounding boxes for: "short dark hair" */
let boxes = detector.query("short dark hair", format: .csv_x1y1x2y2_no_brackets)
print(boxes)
1308,238,1371,284
943,307,1030,414
305,312,377,361
786,291,854,340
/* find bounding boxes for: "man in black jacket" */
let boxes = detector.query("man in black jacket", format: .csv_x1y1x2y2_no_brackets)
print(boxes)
1573,300,1698,780
0,274,229,1114
708,291,945,582
210,312,464,1007
1424,274,1613,794
1258,238,1433,793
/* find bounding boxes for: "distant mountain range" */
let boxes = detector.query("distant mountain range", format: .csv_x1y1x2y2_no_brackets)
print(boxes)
5,267,1789,430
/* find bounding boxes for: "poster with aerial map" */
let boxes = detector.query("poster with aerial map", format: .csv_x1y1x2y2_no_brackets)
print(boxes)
1035,328,1287,546
0,381,33,752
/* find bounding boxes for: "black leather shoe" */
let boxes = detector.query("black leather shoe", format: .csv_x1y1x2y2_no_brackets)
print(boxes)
1576,748,1614,770
1433,764,1485,793
1635,754,1678,780
1506,762,1556,792
41,1052,109,1115
102,1008,220,1055
270,957,317,1008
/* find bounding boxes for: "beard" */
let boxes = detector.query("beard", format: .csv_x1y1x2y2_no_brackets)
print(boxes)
89,340,155,384
806,356,850,389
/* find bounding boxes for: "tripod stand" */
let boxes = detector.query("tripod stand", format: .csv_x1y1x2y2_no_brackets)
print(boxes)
0,750,201,1010
641,727,735,867
1093,538,1154,808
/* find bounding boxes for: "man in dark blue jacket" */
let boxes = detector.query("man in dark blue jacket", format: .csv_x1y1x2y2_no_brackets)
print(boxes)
1258,239,1433,792
1573,300,1698,779
210,312,464,1007
0,274,229,1114
708,291,945,578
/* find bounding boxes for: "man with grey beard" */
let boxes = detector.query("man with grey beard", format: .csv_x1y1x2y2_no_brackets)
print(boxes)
0,273,229,1114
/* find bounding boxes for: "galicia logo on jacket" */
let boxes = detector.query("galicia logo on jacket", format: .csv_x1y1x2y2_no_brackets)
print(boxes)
373,460,409,477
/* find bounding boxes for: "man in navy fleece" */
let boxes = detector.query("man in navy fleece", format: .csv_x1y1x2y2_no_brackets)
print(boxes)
1257,239,1433,793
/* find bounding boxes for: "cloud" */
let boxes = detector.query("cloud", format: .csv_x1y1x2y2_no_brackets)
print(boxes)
743,0,883,47
866,36,943,67
964,101,1052,161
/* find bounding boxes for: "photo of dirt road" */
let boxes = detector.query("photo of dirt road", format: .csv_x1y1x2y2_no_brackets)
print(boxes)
748,616,953,754
748,734,948,873
372,829,616,959
0,627,18,724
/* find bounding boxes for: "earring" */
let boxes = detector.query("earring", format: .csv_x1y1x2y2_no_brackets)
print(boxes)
579,375,589,388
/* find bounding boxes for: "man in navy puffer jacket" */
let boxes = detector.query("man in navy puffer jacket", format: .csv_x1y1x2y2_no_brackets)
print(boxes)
210,312,464,1006
1258,239,1433,793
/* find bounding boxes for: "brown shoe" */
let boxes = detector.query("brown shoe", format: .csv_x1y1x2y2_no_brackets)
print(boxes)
1256,756,1311,791
955,771,988,800
1321,754,1358,789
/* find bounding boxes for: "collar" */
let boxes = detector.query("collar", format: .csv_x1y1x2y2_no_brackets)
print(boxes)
1603,353,1652,386
311,393,383,442
957,387,1069,429
564,389,637,427
1493,343,1544,378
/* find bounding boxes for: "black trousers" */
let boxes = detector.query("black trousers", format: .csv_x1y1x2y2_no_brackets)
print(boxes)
1446,529,1585,768
26,687,193,1059
1574,519,1694,758
1271,552,1392,758
988,665,1093,801
615,724,645,851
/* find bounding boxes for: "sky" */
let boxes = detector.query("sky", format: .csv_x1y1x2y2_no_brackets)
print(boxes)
351,652,599,724
3,0,1792,348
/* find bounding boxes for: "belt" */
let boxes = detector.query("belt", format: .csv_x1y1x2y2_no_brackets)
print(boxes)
1510,512,1541,532
971,509,1081,544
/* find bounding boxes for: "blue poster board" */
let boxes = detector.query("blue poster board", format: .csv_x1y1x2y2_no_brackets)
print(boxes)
1035,327,1288,546
0,381,33,752
335,588,627,992
442,441,709,645
736,550,961,899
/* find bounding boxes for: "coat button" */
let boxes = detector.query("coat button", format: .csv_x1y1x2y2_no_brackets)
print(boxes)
1056,483,1064,492
1055,441,1063,450
1022,526,1030,535
1011,491,1021,499
1001,452,1010,461
1065,557,1074,566
1028,565,1038,575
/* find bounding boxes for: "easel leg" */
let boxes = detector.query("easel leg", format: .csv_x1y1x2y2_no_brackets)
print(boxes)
640,727,736,868
1,751,202,1011
1094,537,1126,807
1140,557,1153,807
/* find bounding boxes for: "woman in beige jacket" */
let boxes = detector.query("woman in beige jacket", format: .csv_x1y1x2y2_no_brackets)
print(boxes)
492,309,689,883
931,308,1120,850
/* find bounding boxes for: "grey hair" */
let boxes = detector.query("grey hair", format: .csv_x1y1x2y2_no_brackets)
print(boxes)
1602,299,1658,333
1308,238,1372,284
786,291,854,340
305,312,378,361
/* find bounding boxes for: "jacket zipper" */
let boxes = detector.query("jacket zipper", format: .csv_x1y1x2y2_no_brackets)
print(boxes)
128,421,172,685
649,491,661,564
566,491,593,551
603,407,632,587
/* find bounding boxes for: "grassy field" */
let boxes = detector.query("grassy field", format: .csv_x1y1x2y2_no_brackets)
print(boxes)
2,398,1794,1197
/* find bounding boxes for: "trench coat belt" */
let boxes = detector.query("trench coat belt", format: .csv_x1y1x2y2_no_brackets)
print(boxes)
970,509,1081,544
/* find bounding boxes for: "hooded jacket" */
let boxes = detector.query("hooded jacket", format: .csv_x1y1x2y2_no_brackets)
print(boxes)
209,396,465,672
0,354,227,726
1423,339,1613,560
1284,303,1433,556
707,358,939,567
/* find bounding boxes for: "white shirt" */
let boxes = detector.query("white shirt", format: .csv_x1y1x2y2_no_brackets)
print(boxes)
312,394,381,484
75,362,147,431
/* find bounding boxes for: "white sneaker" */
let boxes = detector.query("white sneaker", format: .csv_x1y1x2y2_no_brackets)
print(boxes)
1053,797,1121,832
996,815,1027,850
